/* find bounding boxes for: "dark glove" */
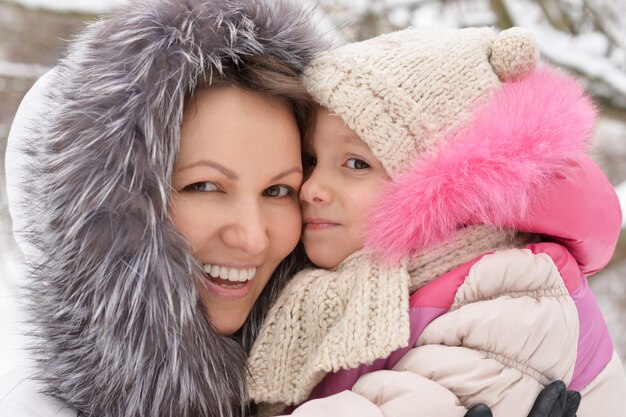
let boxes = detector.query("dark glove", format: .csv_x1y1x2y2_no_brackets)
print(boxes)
465,404,492,417
463,380,581,417
528,381,581,417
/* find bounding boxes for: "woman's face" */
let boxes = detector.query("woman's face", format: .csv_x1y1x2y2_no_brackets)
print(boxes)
171,86,303,335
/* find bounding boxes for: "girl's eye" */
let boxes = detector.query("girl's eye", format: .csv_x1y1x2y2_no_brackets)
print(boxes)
183,181,220,192
346,158,370,170
302,154,317,168
264,184,293,198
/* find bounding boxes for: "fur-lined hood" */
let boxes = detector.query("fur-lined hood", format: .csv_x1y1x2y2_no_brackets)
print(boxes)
13,1,331,416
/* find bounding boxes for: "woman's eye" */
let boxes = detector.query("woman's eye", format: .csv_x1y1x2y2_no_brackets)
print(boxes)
302,154,317,168
183,181,220,192
346,158,370,170
264,184,292,198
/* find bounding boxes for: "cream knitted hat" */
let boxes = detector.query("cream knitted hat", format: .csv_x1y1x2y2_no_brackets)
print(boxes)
302,26,539,175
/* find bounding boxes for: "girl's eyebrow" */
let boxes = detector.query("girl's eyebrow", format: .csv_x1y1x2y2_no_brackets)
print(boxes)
340,133,368,148
177,159,238,180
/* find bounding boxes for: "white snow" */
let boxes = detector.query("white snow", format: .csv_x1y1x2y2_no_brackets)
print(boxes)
0,60,49,80
6,0,129,13
616,182,626,229
388,6,412,28
502,0,626,106
408,1,498,28
0,242,27,377
324,0,626,107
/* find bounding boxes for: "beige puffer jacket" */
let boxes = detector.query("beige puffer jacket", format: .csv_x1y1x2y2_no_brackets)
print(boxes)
249,238,626,417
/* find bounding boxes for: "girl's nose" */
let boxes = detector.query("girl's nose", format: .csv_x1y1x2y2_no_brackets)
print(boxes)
221,202,269,255
300,169,332,204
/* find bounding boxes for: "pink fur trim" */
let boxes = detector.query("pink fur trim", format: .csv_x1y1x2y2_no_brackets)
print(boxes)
365,66,596,262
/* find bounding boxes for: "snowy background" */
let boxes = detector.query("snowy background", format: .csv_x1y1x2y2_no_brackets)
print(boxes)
1,0,625,378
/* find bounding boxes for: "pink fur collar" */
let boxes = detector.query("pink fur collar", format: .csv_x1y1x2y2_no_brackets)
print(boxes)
365,66,596,262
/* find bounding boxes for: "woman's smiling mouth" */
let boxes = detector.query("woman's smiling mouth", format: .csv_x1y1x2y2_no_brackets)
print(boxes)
203,264,257,281
201,264,258,298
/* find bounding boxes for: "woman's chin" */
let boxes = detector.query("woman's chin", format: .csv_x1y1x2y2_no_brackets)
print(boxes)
203,308,248,335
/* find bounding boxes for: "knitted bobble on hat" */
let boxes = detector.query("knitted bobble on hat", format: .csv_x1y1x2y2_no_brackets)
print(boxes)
490,27,540,81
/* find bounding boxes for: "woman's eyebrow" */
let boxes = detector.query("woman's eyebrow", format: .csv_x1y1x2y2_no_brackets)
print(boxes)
178,159,238,180
271,167,303,182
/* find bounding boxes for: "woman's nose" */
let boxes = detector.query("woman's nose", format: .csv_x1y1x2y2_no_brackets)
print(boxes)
221,202,269,255
300,168,332,204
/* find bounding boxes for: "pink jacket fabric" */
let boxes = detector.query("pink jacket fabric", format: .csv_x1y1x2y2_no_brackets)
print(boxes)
286,156,625,417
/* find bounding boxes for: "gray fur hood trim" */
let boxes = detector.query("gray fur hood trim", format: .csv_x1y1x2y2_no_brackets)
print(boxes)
18,1,331,416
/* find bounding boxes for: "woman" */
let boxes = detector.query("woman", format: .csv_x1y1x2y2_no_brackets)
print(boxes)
0,1,579,417
2,1,323,416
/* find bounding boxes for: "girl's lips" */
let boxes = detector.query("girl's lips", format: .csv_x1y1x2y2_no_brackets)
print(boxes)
201,274,254,299
304,222,338,231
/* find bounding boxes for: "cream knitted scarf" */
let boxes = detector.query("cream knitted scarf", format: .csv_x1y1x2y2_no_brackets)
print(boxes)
247,225,531,408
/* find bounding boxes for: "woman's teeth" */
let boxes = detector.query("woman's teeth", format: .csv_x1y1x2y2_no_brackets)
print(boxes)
202,264,257,282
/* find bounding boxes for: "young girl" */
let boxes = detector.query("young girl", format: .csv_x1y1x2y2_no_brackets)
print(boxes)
0,1,327,416
247,27,626,417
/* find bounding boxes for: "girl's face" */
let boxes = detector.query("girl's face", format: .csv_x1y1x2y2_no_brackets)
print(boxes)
300,107,390,269
171,86,303,335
